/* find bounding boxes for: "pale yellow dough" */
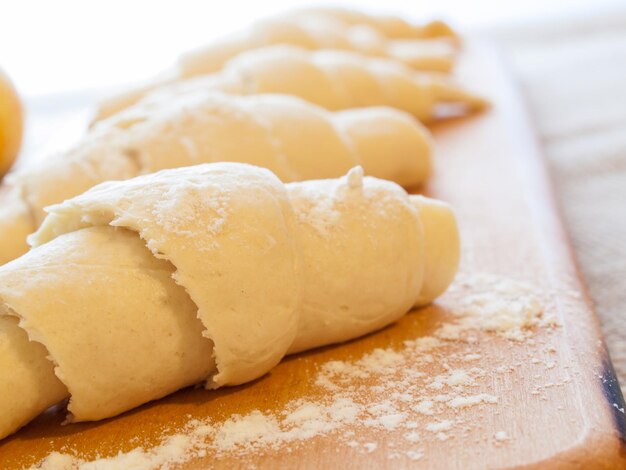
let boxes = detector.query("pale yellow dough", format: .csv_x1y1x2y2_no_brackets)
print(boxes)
286,169,424,354
179,14,457,78
289,7,458,41
0,186,34,265
0,163,460,440
0,92,432,264
95,46,486,123
0,227,214,423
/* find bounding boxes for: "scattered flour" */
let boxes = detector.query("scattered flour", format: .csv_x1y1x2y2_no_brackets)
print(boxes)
426,420,454,433
289,182,342,238
406,450,424,461
447,394,499,409
30,272,554,469
363,442,377,453
152,186,231,240
494,431,509,443
413,400,435,415
404,431,420,443
440,273,549,341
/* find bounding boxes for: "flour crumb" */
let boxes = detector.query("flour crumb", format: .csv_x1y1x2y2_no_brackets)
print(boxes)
376,413,407,430
363,442,377,453
404,431,420,443
215,411,281,450
406,450,424,461
494,431,509,443
426,420,454,433
413,400,435,415
447,394,499,408
345,166,364,189
463,353,482,361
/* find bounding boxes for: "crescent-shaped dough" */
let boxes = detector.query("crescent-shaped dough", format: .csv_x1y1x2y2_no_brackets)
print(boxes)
0,163,459,440
95,46,486,123
179,15,457,77
0,92,432,264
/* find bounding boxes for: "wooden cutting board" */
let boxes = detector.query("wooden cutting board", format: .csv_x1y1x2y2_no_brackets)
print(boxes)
1,40,625,469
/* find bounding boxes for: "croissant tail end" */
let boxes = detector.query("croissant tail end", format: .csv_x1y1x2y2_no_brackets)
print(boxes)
410,195,461,307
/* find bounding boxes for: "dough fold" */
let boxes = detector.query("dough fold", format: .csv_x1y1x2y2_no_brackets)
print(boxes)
96,46,486,123
0,163,460,439
31,164,302,389
0,92,432,264
179,14,457,77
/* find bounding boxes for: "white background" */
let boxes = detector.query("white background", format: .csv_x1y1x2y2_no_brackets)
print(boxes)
1,0,622,96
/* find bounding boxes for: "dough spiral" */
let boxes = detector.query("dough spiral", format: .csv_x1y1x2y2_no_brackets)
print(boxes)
0,163,459,440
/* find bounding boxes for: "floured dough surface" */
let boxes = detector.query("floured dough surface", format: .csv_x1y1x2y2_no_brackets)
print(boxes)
96,45,484,124
0,226,214,422
0,315,67,438
32,163,303,388
287,168,424,353
111,92,292,179
241,94,358,180
0,91,432,265
0,163,460,441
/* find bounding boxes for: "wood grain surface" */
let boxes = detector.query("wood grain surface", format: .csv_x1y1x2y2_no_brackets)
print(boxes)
0,41,625,469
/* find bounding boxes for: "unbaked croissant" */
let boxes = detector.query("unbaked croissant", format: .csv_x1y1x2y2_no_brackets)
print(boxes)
288,7,458,41
93,9,458,123
0,91,432,265
180,12,458,78
0,162,460,440
95,46,486,123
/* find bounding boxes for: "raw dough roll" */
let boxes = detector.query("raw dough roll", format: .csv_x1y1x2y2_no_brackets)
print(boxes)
0,91,432,265
179,14,457,78
410,195,461,306
95,46,486,123
288,7,458,41
93,8,464,121
286,167,424,353
0,316,68,439
0,163,460,440
0,227,215,424
0,186,33,263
